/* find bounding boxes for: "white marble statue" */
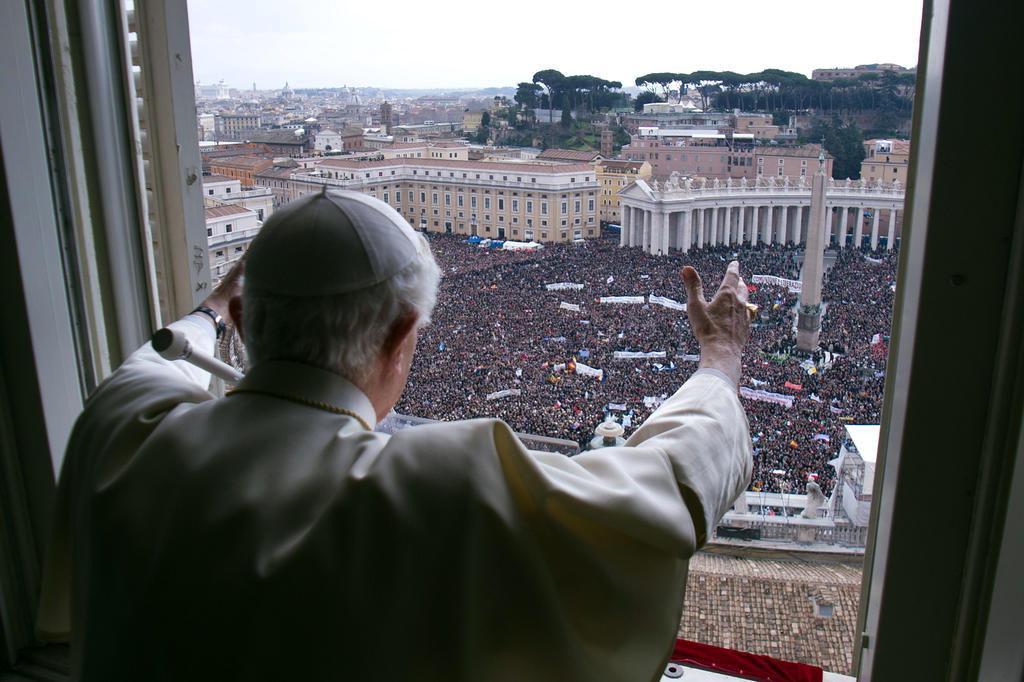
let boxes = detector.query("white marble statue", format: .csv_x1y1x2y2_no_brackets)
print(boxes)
844,178,852,188
828,177,836,188
726,177,733,189
767,176,776,189
712,178,720,190
700,177,708,189
892,178,902,191
683,177,693,191
798,175,807,188
651,178,660,191
783,176,790,189
668,171,680,189
801,480,827,519
740,177,748,189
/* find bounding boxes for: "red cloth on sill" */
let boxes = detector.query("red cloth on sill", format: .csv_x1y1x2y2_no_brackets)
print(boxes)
671,638,823,682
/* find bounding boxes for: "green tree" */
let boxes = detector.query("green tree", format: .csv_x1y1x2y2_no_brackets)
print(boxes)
633,91,663,111
807,117,866,179
481,111,491,127
532,69,565,124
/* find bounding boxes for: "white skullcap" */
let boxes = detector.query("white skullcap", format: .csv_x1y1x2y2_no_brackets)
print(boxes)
244,188,423,296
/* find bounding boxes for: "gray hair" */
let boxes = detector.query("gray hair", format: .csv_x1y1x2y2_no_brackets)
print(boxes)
242,234,441,384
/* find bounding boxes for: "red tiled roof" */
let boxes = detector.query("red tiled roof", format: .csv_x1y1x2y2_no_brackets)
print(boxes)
315,157,594,174
536,148,602,162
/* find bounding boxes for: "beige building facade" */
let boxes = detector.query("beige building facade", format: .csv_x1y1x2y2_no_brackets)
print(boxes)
595,159,651,225
860,139,910,184
254,158,600,243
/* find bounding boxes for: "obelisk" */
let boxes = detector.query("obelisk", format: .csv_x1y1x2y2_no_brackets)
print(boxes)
796,147,828,352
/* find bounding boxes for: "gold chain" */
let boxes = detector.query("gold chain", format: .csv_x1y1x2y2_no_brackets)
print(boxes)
226,387,373,432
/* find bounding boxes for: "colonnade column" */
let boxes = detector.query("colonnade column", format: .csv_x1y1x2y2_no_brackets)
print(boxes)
888,209,898,251
794,205,804,245
764,205,774,245
738,206,746,245
825,207,834,246
695,209,704,249
750,206,759,246
870,208,881,250
778,206,788,244
710,207,719,246
661,211,671,255
854,207,865,248
642,210,652,252
620,204,630,247
724,207,733,245
838,207,849,249
682,210,692,253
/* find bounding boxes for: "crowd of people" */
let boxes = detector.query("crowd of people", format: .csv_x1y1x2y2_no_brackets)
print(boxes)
395,231,899,495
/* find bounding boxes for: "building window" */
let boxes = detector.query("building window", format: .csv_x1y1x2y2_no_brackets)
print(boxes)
471,196,477,209
498,198,504,210
512,199,518,212
561,201,568,214
574,200,581,212
445,193,451,206
208,189,214,195
225,224,232,233
484,197,491,210
588,199,595,212
526,200,533,212
457,195,464,207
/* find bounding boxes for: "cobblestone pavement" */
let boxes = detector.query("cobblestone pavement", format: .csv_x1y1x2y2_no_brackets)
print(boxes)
679,550,863,675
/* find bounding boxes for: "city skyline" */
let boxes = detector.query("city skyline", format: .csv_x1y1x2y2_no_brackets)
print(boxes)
187,0,924,90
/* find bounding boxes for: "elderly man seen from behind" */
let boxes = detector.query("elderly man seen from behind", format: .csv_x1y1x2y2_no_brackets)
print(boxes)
39,188,753,682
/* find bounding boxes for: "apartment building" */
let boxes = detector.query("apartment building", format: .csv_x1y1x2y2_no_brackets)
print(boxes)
621,127,833,180
213,113,261,141
380,141,470,161
861,139,911,184
204,203,261,281
754,144,834,180
207,155,274,186
254,158,601,243
595,159,651,224
201,175,275,221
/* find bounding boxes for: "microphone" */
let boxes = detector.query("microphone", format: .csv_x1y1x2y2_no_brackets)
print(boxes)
151,327,246,385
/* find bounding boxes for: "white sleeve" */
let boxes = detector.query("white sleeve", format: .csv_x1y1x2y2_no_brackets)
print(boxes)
120,314,218,390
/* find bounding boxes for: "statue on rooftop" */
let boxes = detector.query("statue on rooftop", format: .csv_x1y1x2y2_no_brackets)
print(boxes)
801,480,827,519
767,176,776,189
651,178,660,191
712,178,720,190
726,177,733,189
740,177,748,189
783,176,790,189
798,175,807,188
844,178,852,189
683,177,693,191
892,178,902,191
828,177,836,188
668,171,680,189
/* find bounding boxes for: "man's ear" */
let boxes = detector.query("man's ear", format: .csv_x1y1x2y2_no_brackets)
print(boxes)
382,310,419,368
228,296,244,342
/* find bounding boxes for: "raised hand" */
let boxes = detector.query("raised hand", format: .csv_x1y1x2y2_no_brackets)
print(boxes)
681,260,751,386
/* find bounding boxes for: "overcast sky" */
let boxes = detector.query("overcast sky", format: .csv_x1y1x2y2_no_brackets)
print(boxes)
187,1,924,90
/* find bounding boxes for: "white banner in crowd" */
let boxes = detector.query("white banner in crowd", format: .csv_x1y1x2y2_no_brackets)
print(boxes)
559,302,581,312
865,256,884,264
607,403,627,411
751,274,802,293
546,282,584,291
574,362,604,380
614,350,667,360
486,388,522,401
600,296,646,304
648,294,686,312
676,354,700,362
739,387,794,408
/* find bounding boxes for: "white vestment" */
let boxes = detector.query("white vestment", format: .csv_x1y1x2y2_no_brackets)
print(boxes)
38,315,752,681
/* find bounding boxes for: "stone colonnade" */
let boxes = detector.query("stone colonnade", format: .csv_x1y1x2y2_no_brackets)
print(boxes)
620,188,904,255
